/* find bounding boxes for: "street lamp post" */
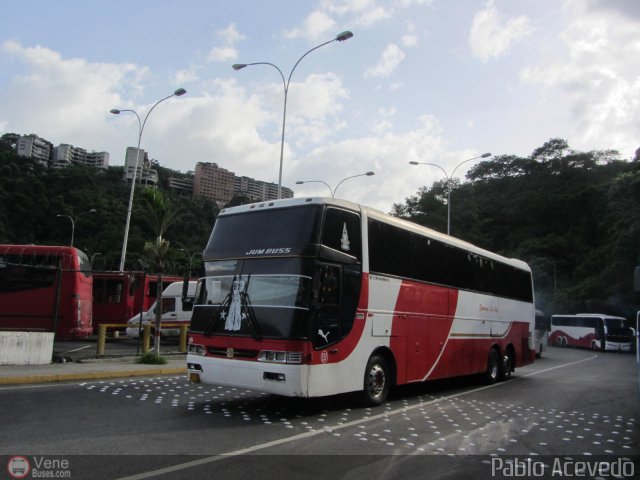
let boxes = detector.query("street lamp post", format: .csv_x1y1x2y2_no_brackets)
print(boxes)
90,252,102,270
56,209,97,247
180,249,202,274
296,171,374,198
111,88,187,272
295,179,333,196
233,31,353,199
409,153,491,235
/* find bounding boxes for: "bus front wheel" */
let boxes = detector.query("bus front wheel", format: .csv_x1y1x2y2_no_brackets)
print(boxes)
361,354,390,407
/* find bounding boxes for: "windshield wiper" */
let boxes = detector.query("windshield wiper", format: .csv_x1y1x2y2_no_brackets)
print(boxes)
203,274,262,341
241,274,262,341
203,275,235,337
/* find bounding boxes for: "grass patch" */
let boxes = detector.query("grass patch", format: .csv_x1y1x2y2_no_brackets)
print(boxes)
137,352,168,365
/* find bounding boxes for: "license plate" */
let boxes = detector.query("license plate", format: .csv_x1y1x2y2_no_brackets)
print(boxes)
189,373,201,383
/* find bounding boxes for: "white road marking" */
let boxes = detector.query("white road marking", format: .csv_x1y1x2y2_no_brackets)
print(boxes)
116,353,598,480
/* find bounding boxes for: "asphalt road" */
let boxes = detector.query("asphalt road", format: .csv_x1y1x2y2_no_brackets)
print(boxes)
1,346,638,480
53,336,184,360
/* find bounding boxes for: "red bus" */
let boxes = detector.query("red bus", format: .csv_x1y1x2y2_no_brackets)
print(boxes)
0,244,93,338
92,271,185,330
187,198,535,405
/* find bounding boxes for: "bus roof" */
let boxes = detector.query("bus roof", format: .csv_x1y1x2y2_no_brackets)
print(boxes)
218,197,530,272
552,313,627,320
0,244,82,255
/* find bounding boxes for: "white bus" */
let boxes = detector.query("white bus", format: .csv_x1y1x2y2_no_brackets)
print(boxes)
534,310,549,358
187,197,536,405
550,313,633,352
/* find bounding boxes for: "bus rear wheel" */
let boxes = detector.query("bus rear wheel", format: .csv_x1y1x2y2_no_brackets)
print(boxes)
499,351,513,381
361,354,390,407
484,349,500,384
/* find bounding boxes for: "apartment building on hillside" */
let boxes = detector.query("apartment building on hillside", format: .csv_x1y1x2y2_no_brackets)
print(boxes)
192,162,293,206
52,144,109,169
123,147,158,186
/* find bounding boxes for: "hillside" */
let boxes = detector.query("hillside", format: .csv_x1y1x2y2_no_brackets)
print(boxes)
0,142,218,274
392,138,640,316
1,137,639,317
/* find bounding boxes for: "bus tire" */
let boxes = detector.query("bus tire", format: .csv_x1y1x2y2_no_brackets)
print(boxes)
361,354,390,407
484,349,500,384
499,350,513,381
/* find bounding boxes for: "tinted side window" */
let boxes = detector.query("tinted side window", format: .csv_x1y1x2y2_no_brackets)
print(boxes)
368,219,447,285
368,218,532,302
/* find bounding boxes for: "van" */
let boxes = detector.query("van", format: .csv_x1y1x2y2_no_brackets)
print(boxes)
126,281,196,338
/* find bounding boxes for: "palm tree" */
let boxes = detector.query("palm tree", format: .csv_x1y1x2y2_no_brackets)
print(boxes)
140,188,179,355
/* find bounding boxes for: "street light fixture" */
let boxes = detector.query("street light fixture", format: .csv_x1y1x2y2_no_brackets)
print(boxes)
90,252,102,270
296,171,374,198
56,209,97,247
180,248,202,274
233,31,353,199
409,153,491,235
110,88,187,272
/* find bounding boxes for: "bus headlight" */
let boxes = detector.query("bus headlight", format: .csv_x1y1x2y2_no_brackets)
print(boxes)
257,350,302,364
188,343,206,356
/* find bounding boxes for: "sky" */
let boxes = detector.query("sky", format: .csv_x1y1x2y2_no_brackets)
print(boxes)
1,0,639,213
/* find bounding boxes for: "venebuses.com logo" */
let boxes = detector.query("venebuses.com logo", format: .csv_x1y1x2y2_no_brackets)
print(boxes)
7,456,71,479
7,456,30,479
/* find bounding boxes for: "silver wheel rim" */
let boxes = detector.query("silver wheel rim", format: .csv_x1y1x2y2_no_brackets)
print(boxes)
367,363,386,399
490,360,498,380
503,355,511,377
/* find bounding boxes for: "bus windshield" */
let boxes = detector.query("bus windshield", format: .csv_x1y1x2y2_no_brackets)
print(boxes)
205,205,322,259
197,274,312,310
191,258,315,339
605,318,627,329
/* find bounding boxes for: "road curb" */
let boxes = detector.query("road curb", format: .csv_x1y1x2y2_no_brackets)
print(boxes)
0,367,187,386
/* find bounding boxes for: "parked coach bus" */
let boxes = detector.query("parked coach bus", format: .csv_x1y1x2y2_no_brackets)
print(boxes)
0,244,93,338
534,309,549,358
550,314,633,352
92,271,185,332
187,198,536,405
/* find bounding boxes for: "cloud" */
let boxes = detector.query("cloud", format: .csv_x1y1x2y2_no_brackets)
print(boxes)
520,2,640,158
207,23,245,63
171,67,199,85
364,43,405,78
207,46,238,62
0,40,141,151
290,114,482,212
401,21,419,47
354,6,390,27
469,0,535,62
284,11,337,42
216,23,246,43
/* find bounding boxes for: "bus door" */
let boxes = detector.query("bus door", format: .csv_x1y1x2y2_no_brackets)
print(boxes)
596,318,605,349
311,262,359,353
312,263,341,350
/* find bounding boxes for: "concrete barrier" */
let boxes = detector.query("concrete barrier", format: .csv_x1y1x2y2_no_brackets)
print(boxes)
0,331,54,365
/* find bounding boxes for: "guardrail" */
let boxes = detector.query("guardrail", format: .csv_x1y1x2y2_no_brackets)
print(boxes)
96,323,189,356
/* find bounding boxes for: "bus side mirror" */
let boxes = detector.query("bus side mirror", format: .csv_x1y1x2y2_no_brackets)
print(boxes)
182,276,195,309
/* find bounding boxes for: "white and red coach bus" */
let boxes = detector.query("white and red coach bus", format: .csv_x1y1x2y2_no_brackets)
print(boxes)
550,314,633,352
187,198,535,405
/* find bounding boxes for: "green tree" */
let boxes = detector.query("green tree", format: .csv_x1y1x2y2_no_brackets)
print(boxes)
140,188,180,355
